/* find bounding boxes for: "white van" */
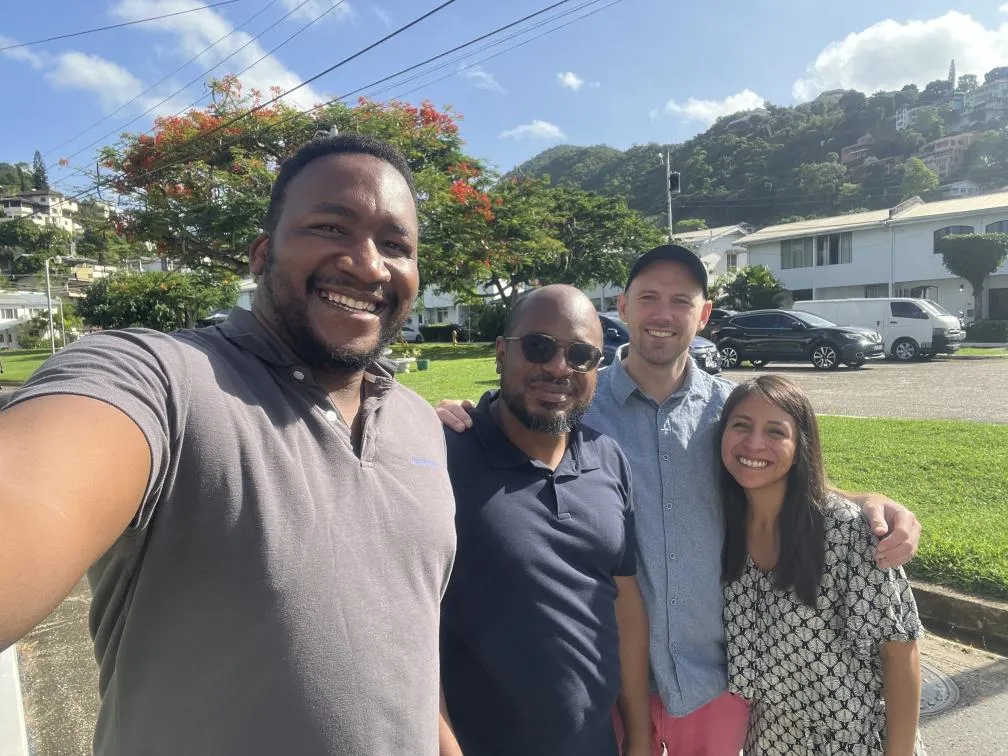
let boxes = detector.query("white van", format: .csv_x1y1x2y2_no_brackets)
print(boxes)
792,298,965,361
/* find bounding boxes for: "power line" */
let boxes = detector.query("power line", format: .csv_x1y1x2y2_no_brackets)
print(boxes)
0,0,246,52
44,0,285,159
53,0,338,169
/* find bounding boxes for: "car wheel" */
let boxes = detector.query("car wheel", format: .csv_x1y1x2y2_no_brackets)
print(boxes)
415,334,425,343
750,359,769,368
719,344,741,369
891,338,918,362
811,342,839,370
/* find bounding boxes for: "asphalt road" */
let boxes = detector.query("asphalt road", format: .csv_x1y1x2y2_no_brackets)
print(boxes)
721,356,1008,424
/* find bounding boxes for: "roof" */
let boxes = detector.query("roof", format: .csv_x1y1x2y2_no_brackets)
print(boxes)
672,224,748,244
0,290,49,307
741,190,1008,246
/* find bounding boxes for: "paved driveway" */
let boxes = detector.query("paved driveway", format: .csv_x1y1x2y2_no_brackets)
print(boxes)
721,357,1008,424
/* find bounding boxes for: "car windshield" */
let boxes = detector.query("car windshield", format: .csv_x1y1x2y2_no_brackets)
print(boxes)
919,299,953,317
791,311,836,328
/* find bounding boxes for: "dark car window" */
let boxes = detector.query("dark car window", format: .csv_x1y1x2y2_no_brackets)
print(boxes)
890,301,928,319
732,313,792,329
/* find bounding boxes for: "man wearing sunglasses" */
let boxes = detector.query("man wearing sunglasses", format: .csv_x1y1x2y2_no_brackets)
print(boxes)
439,245,922,756
439,284,652,756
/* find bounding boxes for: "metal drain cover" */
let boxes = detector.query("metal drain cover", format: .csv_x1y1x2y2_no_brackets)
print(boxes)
919,661,959,717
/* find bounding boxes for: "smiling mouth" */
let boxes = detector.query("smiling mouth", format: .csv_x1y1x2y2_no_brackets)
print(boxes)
737,456,770,469
645,328,675,338
316,289,383,315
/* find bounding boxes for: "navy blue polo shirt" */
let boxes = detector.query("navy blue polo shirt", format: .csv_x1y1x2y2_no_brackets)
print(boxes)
441,391,636,756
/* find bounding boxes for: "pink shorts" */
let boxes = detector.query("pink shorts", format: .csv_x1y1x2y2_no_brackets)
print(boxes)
614,691,750,756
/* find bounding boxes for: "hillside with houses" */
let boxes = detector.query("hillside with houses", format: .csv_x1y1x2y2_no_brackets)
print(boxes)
513,62,1008,230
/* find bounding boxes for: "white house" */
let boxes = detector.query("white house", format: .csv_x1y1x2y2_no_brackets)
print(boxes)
939,179,982,199
670,224,750,277
0,290,51,349
740,192,1008,321
0,189,82,234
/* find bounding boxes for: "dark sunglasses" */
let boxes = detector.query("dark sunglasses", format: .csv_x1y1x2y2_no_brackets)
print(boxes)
504,333,603,373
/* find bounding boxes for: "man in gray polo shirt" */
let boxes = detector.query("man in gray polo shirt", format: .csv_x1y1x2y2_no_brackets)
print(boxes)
0,135,458,755
439,244,921,755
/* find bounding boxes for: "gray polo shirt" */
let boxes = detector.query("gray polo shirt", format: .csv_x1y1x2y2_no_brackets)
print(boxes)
7,308,457,755
585,350,734,716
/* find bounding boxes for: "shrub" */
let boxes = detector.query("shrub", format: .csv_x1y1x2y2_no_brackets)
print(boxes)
476,304,508,341
419,324,463,342
965,319,1008,343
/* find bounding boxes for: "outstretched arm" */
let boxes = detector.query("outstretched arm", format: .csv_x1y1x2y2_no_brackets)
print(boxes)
614,576,652,756
881,640,921,756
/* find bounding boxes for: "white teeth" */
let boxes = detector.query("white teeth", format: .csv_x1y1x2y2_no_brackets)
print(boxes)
647,329,674,338
738,456,770,469
320,291,378,313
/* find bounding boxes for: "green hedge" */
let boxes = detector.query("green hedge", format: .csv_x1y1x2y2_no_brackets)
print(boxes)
966,319,1008,343
419,324,479,342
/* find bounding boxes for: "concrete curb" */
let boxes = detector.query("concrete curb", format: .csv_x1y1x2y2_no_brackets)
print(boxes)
0,647,29,756
912,581,1008,657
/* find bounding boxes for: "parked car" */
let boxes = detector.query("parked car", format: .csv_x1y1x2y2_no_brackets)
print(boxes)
599,313,721,374
399,323,424,343
792,297,965,361
712,309,884,370
699,307,737,340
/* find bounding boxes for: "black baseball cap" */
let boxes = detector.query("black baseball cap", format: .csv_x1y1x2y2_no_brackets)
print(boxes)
625,244,708,293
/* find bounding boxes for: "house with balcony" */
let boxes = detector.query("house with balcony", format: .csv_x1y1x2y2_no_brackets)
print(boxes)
918,132,979,181
840,133,875,166
0,189,82,234
740,191,1008,321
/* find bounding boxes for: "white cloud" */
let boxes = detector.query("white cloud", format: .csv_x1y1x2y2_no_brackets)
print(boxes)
461,64,504,93
792,11,1008,102
499,120,567,140
110,0,325,110
45,52,145,110
279,0,355,24
1001,3,1008,14
0,36,47,70
371,6,391,26
657,89,766,125
558,71,584,91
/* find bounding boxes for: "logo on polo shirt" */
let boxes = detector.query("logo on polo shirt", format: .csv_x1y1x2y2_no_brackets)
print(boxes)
411,456,441,468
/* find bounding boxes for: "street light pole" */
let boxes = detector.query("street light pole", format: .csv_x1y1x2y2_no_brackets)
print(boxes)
665,148,674,241
44,256,56,355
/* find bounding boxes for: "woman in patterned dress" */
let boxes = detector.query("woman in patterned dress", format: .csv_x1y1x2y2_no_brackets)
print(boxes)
718,375,923,755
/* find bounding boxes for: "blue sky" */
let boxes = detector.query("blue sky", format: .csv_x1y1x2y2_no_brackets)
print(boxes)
1,0,1005,194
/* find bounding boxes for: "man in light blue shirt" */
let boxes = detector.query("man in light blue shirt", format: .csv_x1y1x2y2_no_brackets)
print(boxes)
439,244,921,755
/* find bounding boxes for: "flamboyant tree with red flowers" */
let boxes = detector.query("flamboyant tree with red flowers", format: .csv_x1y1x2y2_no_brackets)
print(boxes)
98,76,662,303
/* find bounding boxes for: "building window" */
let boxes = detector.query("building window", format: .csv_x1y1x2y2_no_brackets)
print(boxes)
781,237,813,269
790,289,813,302
933,225,975,252
986,220,1008,234
0,308,17,319
726,252,738,272
815,232,853,266
864,284,888,298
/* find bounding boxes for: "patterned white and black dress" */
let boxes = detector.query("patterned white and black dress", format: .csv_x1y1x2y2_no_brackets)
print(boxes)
723,494,923,755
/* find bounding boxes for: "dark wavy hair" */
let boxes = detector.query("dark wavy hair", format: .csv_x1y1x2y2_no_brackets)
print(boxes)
719,374,828,608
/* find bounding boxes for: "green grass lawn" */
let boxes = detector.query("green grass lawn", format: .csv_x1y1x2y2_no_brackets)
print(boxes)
6,343,1007,598
955,347,1008,357
0,349,50,383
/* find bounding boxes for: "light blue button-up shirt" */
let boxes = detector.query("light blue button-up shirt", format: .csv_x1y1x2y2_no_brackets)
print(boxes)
585,349,735,716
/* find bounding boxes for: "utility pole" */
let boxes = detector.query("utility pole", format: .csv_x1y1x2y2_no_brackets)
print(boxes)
660,149,680,242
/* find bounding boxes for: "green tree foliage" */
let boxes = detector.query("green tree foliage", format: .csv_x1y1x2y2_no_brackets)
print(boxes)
0,218,71,275
0,162,29,195
674,218,708,232
73,200,135,264
709,265,788,311
936,233,1008,320
912,107,945,141
31,150,48,191
957,74,978,93
16,302,85,350
899,157,939,201
77,270,239,331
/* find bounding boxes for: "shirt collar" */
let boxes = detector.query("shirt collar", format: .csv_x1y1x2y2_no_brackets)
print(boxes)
606,344,713,407
470,390,600,474
216,306,396,386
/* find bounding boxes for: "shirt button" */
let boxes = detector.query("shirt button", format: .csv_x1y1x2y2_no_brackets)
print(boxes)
292,369,306,381
669,597,677,606
324,410,339,423
662,454,669,461
665,502,673,510
668,553,676,560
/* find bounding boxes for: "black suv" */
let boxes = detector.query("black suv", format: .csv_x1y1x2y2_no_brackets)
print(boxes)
712,309,884,370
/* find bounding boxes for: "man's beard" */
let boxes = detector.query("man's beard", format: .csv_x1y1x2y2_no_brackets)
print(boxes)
260,250,410,372
500,378,592,435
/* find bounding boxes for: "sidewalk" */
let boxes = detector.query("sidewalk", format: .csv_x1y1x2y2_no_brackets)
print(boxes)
0,648,29,756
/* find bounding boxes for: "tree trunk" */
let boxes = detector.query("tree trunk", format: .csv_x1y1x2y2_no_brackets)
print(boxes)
974,285,984,322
